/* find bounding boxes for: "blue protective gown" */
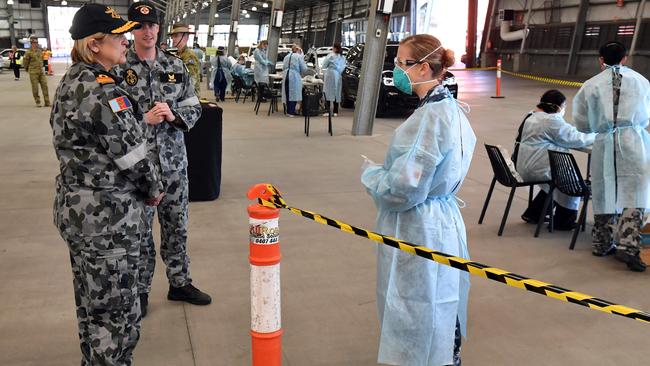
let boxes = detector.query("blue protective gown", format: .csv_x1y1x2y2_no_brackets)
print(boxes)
281,52,308,103
516,111,595,210
209,55,233,90
322,53,346,102
253,48,273,84
232,63,254,87
573,66,650,214
361,86,476,366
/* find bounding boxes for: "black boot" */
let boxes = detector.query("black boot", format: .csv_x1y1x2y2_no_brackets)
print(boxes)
552,205,578,231
168,284,212,305
521,191,550,224
140,293,148,318
616,251,647,272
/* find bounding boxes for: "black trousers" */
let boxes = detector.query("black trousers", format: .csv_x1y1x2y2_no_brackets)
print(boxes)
325,100,339,113
12,64,20,79
523,190,577,228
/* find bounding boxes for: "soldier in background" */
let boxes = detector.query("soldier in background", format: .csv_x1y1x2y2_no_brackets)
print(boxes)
169,23,201,97
23,36,50,107
114,1,210,317
51,4,164,364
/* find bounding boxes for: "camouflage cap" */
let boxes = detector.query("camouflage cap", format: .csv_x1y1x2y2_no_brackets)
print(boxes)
70,4,141,40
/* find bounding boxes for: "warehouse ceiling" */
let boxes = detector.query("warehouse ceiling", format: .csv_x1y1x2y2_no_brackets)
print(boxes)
158,0,336,16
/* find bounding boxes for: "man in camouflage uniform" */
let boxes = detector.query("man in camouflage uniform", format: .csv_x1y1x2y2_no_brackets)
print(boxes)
573,41,650,272
114,1,210,317
51,4,164,364
169,23,201,97
23,36,50,107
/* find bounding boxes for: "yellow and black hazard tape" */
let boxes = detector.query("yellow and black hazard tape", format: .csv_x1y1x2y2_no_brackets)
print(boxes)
500,70,584,88
448,67,584,88
250,184,650,325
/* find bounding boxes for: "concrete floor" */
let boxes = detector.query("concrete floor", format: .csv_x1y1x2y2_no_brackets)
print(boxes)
1,61,650,366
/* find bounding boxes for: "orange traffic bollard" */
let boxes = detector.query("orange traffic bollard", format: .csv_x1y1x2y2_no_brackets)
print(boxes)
491,58,505,99
247,184,283,366
47,63,53,75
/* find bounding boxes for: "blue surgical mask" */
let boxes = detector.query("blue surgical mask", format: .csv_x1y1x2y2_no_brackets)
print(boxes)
392,45,443,95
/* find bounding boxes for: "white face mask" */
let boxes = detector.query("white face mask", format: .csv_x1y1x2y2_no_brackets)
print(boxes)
558,108,566,118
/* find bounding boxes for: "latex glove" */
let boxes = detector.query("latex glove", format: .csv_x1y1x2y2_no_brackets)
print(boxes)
361,155,377,173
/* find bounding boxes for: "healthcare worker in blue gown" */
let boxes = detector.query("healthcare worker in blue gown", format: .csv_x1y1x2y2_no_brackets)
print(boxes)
281,45,308,116
253,40,274,87
361,34,476,366
321,42,346,116
573,41,650,272
516,89,595,230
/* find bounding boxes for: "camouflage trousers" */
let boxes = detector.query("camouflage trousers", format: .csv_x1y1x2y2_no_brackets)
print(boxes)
29,71,49,105
64,233,142,366
593,208,648,255
140,168,191,294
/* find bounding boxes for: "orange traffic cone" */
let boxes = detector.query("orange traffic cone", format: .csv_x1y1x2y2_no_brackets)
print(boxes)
47,63,53,75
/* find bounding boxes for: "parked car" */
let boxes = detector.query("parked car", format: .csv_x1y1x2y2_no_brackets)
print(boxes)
304,46,350,71
341,42,458,117
0,48,27,69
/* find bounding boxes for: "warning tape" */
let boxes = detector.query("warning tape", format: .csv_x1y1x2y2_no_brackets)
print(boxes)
449,67,584,88
501,70,584,88
249,183,650,325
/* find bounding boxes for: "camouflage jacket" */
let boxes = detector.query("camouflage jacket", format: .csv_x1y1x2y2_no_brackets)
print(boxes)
50,62,163,237
114,48,201,176
177,46,201,96
23,48,44,74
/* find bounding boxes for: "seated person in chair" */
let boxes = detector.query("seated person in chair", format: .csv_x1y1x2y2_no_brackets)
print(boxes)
232,55,254,87
516,90,595,230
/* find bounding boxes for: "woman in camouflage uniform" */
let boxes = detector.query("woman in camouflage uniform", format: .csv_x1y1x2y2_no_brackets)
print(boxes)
50,4,166,365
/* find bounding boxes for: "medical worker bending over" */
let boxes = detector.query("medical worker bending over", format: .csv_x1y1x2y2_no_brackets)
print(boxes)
517,90,594,230
573,41,650,272
361,34,476,366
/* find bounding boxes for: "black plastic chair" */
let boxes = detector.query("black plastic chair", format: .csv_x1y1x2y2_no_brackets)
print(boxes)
233,76,254,104
537,150,591,249
479,144,552,236
254,83,281,116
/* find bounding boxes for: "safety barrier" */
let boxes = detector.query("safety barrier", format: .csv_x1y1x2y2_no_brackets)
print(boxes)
248,199,282,366
247,183,650,334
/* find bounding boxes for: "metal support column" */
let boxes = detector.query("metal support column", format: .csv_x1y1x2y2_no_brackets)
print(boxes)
519,0,534,54
8,3,16,46
565,0,588,75
305,6,313,48
42,3,51,49
351,4,390,136
228,0,241,57
466,0,478,68
629,0,647,63
207,0,218,48
324,0,336,45
193,5,201,45
267,0,286,72
410,0,417,36
291,10,297,39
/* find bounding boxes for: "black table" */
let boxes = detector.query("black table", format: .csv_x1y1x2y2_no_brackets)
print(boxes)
184,102,223,201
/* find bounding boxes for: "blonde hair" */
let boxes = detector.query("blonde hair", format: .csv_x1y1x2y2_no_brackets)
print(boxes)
400,34,454,80
71,32,106,64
